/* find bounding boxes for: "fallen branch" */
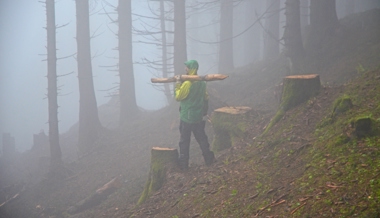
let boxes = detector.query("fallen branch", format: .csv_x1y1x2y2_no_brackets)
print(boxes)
0,186,25,208
290,202,306,215
67,177,121,214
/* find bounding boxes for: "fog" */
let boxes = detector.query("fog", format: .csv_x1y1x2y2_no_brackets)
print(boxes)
0,0,168,151
0,0,379,153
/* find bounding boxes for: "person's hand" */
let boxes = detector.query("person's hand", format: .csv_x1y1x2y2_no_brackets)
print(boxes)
174,75,181,82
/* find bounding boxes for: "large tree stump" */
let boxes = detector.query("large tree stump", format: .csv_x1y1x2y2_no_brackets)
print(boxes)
211,107,253,152
263,74,320,135
138,147,178,205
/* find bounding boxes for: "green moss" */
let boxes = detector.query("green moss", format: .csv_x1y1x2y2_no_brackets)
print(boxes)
211,108,252,152
138,149,178,205
262,109,285,136
332,94,353,117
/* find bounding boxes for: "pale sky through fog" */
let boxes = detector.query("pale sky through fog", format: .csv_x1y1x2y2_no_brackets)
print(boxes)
0,0,166,152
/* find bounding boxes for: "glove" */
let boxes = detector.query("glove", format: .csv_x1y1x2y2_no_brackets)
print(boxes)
174,75,182,82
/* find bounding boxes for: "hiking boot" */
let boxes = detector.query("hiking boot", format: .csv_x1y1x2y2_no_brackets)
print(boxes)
178,156,189,171
204,151,215,166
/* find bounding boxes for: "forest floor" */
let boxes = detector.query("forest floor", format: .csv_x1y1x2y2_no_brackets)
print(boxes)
1,8,380,218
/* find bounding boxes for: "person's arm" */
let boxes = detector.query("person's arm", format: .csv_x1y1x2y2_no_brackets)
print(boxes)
175,81,192,101
203,90,209,116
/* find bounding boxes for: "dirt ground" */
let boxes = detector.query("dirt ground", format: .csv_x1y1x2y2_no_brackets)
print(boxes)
1,8,380,218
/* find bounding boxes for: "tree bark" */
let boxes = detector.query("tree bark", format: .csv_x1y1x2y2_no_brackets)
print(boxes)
218,0,234,74
309,0,339,49
138,147,178,205
300,0,309,30
118,0,138,126
159,0,171,104
244,0,262,63
211,107,253,152
46,0,62,172
75,0,102,152
263,0,281,59
173,0,187,76
283,0,305,74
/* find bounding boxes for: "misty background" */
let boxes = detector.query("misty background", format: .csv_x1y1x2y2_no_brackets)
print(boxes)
0,0,378,152
0,0,170,151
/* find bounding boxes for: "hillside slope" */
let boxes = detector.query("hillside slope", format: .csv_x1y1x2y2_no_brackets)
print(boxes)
1,8,380,218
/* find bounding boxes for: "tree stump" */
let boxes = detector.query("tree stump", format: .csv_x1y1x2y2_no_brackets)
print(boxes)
138,147,178,205
211,106,253,152
354,117,372,138
332,95,353,117
263,74,320,135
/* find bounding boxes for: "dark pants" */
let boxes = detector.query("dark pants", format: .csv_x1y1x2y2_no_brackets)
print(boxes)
178,120,214,169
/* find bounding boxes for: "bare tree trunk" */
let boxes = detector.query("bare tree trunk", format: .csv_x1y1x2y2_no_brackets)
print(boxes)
46,0,62,171
118,0,138,126
309,0,339,48
300,0,309,30
173,0,187,75
345,0,355,16
218,0,234,74
159,0,171,104
244,0,262,63
75,0,102,151
263,0,280,60
283,0,305,74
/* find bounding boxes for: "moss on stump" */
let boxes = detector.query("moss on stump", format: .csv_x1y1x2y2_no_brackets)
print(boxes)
138,147,178,205
263,74,321,135
332,95,353,117
211,106,253,152
354,117,372,138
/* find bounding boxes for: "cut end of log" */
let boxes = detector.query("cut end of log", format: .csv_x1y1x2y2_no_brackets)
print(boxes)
214,106,252,115
285,74,319,79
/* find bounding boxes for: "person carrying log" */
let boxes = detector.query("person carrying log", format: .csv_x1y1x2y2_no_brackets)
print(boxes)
174,60,215,170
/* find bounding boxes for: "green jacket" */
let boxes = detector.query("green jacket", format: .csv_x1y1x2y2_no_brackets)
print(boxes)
175,80,208,123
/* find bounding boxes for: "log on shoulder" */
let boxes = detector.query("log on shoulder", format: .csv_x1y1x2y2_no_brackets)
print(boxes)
138,147,178,205
151,74,228,83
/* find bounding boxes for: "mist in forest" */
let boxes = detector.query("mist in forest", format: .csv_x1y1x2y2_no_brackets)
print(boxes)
0,0,379,153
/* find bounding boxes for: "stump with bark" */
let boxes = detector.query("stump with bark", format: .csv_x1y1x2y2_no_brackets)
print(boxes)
138,147,178,205
211,107,253,152
263,74,321,135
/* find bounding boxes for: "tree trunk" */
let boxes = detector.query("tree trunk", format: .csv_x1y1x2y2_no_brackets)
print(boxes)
283,0,305,74
75,0,102,152
138,147,178,205
263,0,281,59
263,74,320,135
173,0,187,76
300,0,309,30
118,0,138,126
244,0,262,63
345,0,355,17
46,0,62,172
218,0,234,74
309,0,339,49
211,107,253,152
159,0,171,104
